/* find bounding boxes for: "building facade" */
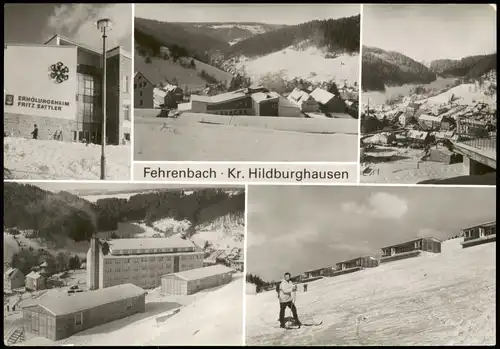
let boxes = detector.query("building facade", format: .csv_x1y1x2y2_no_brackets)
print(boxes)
461,221,496,248
134,72,155,109
5,268,25,290
4,35,131,145
336,256,379,270
381,237,442,258
22,284,146,341
161,265,234,296
86,237,204,290
25,271,46,291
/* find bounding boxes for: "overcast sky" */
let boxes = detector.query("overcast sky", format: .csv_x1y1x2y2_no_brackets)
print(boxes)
247,186,496,281
135,4,360,25
363,4,497,62
4,3,132,51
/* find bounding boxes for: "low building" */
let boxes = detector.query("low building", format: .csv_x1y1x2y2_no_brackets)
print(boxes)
380,237,442,263
25,271,46,291
304,267,333,279
406,102,421,117
336,256,379,271
86,236,204,290
163,84,184,109
418,114,443,130
5,268,25,290
22,283,146,341
287,88,319,112
161,265,235,295
310,87,346,113
251,92,280,116
461,221,496,248
406,130,433,146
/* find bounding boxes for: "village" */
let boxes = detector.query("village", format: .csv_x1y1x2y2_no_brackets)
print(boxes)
4,229,244,346
360,70,497,183
247,220,496,294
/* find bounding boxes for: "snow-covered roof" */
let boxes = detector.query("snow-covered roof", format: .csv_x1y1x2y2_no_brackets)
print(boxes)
407,130,429,140
153,88,167,98
164,84,181,93
6,268,22,278
210,91,247,103
24,284,146,316
191,95,212,102
26,271,43,279
288,88,311,103
165,265,235,282
107,236,196,254
251,91,280,103
310,88,335,105
419,114,443,123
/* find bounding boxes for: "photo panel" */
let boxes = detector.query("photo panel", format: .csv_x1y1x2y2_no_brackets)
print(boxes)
3,182,245,346
360,4,497,185
4,3,133,180
246,185,496,345
133,3,361,163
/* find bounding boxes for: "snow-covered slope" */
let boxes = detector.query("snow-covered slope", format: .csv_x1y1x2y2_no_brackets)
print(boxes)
420,82,497,107
4,138,130,180
246,239,496,345
231,46,359,86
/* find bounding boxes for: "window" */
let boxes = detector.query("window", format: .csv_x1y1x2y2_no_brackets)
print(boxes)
126,298,133,309
75,313,83,326
124,76,130,93
140,91,143,97
140,100,143,106
123,105,131,121
134,83,137,89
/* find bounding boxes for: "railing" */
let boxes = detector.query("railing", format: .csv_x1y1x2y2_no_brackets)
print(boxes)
456,117,497,154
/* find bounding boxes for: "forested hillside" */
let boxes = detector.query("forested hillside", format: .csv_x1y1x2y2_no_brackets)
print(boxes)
4,183,245,246
430,53,497,79
228,15,360,57
362,46,437,91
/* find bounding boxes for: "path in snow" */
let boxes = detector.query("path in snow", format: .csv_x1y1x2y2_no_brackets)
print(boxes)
246,239,496,346
4,138,130,180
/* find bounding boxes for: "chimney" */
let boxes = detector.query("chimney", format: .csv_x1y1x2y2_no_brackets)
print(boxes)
89,237,100,290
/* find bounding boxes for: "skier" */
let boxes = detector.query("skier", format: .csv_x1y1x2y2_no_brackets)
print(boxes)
303,283,308,292
31,124,38,140
277,272,301,329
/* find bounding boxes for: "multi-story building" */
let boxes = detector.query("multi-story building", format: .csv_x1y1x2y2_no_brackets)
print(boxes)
4,34,131,145
86,236,204,290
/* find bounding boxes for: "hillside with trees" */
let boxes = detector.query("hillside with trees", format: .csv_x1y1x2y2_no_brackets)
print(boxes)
228,15,360,58
362,46,437,91
430,53,497,79
4,183,245,246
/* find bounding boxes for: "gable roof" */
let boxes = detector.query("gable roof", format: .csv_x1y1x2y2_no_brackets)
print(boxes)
164,265,235,281
134,71,155,87
6,268,22,279
310,88,335,105
24,284,146,316
26,271,43,279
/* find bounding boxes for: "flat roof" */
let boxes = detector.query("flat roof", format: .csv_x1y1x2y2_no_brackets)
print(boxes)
107,235,197,253
462,220,496,231
337,256,375,264
164,265,235,281
381,236,442,250
24,284,146,316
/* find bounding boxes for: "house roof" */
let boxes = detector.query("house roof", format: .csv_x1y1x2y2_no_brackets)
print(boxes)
164,265,235,281
310,88,335,105
251,91,280,103
407,130,429,140
419,114,443,123
288,88,311,103
210,91,247,104
26,271,43,279
191,95,212,103
381,236,442,250
6,268,22,278
107,235,196,253
462,220,496,231
134,71,155,87
24,284,146,316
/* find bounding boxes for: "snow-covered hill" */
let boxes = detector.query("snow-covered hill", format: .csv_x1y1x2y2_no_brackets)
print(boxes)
246,239,496,345
420,79,497,107
228,45,359,86
4,138,130,180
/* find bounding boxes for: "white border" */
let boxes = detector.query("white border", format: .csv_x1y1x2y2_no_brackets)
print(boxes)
357,4,364,184
242,183,249,346
130,3,135,182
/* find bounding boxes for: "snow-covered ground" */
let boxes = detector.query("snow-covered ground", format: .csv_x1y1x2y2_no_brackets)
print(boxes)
4,138,130,180
80,192,157,203
134,116,358,162
246,239,496,345
19,277,243,346
420,83,497,107
360,147,465,184
234,46,359,86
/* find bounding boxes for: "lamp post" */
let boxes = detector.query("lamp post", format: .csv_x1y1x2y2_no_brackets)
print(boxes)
96,18,113,180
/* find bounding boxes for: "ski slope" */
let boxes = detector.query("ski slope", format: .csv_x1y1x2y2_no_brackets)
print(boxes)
4,138,130,180
246,239,496,346
421,83,497,107
235,47,359,86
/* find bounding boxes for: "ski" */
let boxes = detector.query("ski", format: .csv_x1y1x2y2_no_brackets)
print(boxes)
273,320,323,330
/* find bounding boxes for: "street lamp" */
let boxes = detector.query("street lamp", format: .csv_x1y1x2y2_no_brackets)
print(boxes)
96,18,113,180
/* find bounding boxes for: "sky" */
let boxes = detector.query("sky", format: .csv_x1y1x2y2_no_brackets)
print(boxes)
4,3,132,52
363,4,497,62
246,186,496,281
135,4,360,25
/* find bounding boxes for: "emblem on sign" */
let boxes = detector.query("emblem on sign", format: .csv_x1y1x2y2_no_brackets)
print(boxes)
5,94,14,106
49,62,70,84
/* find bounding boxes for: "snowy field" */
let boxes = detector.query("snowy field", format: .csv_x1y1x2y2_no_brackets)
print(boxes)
4,138,130,180
18,277,243,346
360,147,464,184
235,47,360,86
246,239,496,346
134,116,358,162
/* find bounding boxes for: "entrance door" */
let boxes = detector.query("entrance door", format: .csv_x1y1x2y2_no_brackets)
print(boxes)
39,314,47,338
173,256,180,273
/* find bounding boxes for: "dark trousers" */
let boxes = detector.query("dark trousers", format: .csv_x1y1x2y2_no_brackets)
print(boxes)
279,301,299,325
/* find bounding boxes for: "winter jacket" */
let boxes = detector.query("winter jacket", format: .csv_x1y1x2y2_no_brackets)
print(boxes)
278,280,297,303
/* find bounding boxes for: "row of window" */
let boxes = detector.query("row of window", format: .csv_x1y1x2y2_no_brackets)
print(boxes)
104,255,199,264
112,247,194,255
104,263,199,274
213,109,251,116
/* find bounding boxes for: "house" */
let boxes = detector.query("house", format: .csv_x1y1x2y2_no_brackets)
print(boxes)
304,267,333,279
5,268,25,290
251,92,280,116
335,256,379,271
163,84,184,108
406,130,434,147
134,72,155,109
405,102,421,117
246,283,257,295
287,88,319,112
418,114,443,130
229,258,244,272
161,265,235,296
25,271,46,291
278,96,302,117
153,88,167,108
310,87,347,113
380,237,442,263
461,221,496,248
22,283,146,340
